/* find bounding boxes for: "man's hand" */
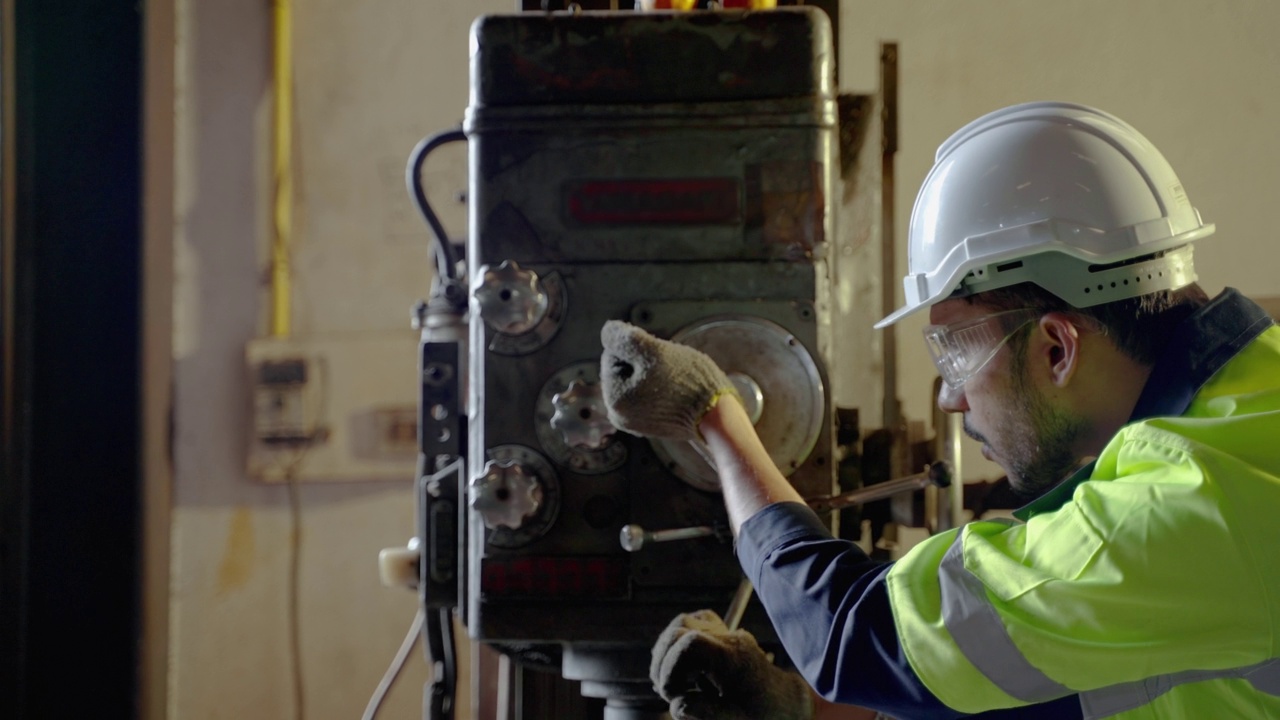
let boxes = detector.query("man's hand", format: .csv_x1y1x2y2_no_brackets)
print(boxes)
599,321,738,442
650,610,814,720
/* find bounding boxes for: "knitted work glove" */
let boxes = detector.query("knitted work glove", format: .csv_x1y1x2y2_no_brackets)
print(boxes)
599,320,738,443
650,610,814,720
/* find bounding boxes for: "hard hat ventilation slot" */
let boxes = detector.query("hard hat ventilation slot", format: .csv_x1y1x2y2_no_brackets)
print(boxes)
995,261,1023,273
1087,248,1170,274
1081,268,1171,296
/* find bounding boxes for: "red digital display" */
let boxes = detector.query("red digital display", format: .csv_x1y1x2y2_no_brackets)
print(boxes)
566,178,741,225
481,556,629,598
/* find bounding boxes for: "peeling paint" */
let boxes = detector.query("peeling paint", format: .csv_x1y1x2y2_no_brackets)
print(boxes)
216,507,255,597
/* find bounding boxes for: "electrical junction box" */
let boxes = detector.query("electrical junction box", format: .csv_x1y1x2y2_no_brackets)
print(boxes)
246,331,421,483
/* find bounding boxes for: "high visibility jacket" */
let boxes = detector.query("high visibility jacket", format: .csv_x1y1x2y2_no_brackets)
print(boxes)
738,289,1280,719
889,290,1280,718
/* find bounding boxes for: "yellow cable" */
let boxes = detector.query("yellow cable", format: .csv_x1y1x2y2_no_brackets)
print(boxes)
271,0,293,338
272,12,302,712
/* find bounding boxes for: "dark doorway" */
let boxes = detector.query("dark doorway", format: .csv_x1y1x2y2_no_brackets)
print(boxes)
1,1,144,717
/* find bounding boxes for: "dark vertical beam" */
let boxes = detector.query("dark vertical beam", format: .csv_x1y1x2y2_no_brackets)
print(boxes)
880,42,900,429
1,0,143,717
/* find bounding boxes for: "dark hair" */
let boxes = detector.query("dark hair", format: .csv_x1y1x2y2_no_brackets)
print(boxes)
965,282,1210,366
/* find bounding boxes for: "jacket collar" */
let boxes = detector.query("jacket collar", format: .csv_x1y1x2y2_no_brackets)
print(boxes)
1014,288,1275,520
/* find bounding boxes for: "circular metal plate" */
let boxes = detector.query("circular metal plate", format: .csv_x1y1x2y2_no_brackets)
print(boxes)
652,316,825,492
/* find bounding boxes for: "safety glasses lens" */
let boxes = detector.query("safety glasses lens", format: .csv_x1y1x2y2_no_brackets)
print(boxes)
923,309,1037,388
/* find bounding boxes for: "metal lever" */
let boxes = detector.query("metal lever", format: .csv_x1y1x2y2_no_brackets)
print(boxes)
621,463,950,633
618,523,724,552
723,577,754,632
806,460,953,514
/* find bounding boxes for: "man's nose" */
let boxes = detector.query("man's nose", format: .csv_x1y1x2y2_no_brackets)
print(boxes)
936,380,968,413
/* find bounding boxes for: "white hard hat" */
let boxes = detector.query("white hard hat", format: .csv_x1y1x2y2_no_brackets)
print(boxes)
875,102,1214,329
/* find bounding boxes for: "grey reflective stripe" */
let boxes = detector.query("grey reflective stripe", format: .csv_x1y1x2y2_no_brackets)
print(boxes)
1246,659,1280,695
1079,658,1280,719
938,531,1074,703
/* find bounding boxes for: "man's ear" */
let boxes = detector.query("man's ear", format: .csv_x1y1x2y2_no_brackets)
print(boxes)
1035,312,1083,387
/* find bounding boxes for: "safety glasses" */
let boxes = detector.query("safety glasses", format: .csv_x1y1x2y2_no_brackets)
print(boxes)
923,308,1039,389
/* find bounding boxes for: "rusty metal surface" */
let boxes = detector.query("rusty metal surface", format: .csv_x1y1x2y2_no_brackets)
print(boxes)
463,5,838,648
466,126,833,265
472,8,832,106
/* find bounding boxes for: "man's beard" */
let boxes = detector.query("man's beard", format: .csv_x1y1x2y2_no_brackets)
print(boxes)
968,355,1088,500
1006,387,1087,499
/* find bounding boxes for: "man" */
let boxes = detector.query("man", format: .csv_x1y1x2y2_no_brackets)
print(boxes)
599,102,1280,719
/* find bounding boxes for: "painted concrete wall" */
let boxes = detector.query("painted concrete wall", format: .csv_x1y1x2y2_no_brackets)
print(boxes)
168,1,1280,718
170,0,503,718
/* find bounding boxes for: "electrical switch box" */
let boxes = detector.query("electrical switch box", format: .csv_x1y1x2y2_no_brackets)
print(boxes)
246,332,420,483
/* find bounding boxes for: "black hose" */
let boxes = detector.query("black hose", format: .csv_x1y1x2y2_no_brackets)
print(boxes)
406,128,467,282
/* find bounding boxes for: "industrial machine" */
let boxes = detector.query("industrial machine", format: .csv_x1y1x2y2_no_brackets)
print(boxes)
398,5,953,719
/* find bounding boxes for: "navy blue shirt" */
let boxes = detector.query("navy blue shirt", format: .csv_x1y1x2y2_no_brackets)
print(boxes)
735,289,1273,718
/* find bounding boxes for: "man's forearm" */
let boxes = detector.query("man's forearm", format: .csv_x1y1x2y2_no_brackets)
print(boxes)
701,394,931,712
698,395,808,534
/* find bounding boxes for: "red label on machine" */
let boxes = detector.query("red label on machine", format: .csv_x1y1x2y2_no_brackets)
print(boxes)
481,556,629,598
566,178,741,225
